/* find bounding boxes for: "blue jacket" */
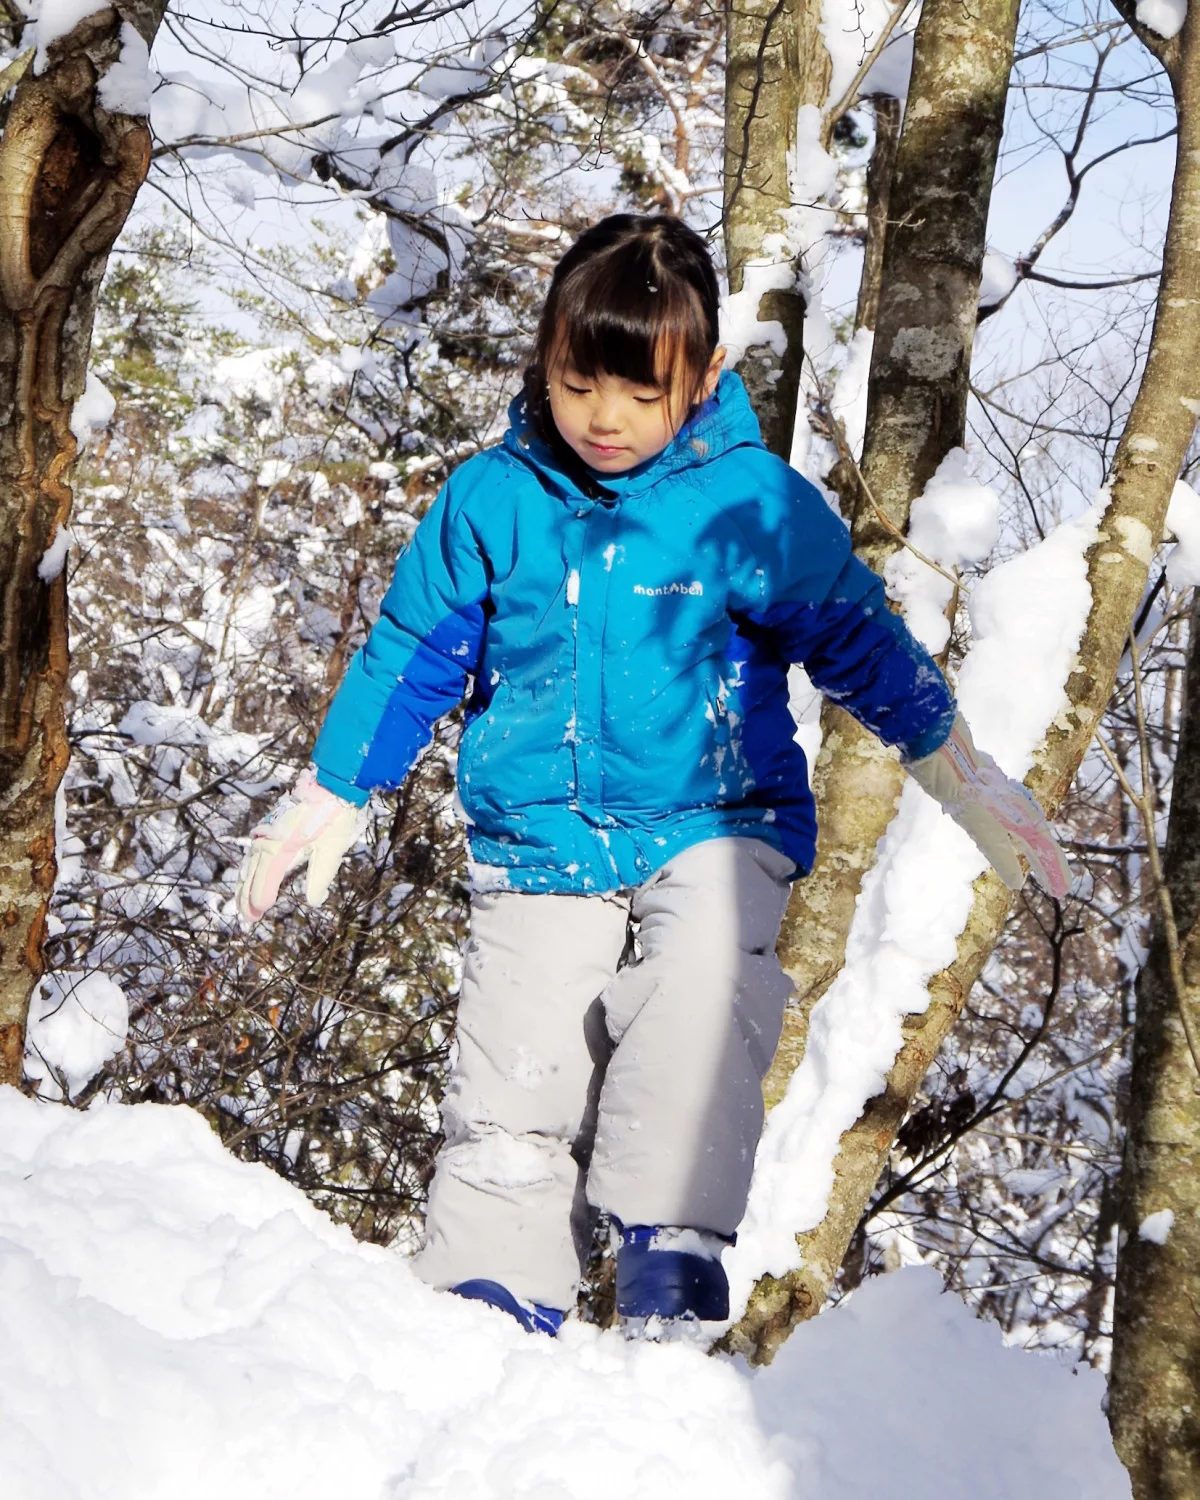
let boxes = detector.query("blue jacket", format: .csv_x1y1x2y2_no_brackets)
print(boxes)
311,372,955,892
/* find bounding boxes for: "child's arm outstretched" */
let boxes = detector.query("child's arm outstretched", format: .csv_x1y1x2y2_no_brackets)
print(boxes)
736,460,1071,898
237,466,489,923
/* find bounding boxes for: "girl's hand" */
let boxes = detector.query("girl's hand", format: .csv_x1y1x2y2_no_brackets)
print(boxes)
235,769,365,924
905,717,1072,899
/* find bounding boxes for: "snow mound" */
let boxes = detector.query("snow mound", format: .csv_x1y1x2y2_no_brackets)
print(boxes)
0,1090,1129,1499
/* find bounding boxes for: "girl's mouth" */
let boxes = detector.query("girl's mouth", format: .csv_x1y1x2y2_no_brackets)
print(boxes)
588,441,626,457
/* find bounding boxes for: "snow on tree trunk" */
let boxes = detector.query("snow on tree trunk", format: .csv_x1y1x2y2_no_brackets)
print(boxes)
727,0,1020,1359
731,2,1200,1367
0,1,166,1085
763,0,1021,1120
1109,597,1200,1498
721,0,827,459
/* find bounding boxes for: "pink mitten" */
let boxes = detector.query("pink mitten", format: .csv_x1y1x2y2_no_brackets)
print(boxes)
236,769,365,924
906,717,1072,898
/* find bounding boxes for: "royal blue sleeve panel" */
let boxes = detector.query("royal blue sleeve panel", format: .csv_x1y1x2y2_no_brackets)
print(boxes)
732,455,956,762
753,555,956,760
310,467,490,802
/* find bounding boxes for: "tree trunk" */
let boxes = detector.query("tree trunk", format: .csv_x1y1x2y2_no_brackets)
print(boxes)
823,94,901,518
764,0,1021,1108
721,0,827,457
729,6,1200,1364
1109,592,1200,1495
0,1,167,1084
854,95,900,337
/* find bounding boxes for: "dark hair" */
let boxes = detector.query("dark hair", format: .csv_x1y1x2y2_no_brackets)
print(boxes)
524,214,720,438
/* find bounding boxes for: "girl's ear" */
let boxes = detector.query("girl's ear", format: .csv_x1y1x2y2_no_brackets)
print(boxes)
701,346,726,400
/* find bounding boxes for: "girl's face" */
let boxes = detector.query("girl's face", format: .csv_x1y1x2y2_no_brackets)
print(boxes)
547,341,725,474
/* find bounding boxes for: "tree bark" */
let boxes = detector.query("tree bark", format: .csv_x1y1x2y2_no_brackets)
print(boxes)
729,6,1200,1364
722,0,827,457
855,95,901,337
0,2,167,1084
1109,596,1200,1493
764,0,1021,1108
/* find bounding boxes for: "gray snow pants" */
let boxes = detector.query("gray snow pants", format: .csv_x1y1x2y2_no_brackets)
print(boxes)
411,837,795,1311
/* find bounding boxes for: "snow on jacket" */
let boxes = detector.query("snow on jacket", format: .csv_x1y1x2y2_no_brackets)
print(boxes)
311,371,956,892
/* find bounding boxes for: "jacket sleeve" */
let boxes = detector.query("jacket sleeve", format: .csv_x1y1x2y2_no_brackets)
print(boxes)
310,462,490,805
730,455,956,762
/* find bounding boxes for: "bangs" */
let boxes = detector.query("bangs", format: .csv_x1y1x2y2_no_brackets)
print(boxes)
556,267,710,395
525,214,720,436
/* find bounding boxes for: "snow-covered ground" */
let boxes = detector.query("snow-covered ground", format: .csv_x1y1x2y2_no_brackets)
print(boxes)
0,1088,1129,1500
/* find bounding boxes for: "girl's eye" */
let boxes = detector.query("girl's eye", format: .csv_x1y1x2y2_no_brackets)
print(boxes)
564,382,590,396
634,394,664,405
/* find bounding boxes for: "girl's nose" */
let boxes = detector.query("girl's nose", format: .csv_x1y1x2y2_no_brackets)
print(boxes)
589,394,622,432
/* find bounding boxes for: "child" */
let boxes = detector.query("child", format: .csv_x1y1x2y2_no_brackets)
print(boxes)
237,215,1070,1334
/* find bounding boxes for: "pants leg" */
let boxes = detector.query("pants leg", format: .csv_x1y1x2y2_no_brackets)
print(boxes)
587,838,795,1237
411,887,629,1310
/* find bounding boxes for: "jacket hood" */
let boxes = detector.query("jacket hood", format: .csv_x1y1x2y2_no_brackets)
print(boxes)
501,369,764,503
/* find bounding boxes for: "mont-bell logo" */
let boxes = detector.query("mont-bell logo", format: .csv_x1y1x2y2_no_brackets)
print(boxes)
632,581,704,598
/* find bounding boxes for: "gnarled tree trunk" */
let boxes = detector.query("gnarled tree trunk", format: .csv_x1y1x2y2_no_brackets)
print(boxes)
0,1,167,1084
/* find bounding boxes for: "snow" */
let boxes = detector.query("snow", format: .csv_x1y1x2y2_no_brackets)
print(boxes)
22,973,129,1099
829,327,874,462
720,109,838,381
37,525,74,583
257,458,293,488
1138,1208,1175,1244
1136,0,1188,38
96,21,152,115
1165,479,1200,586
730,495,1105,1301
883,448,1001,654
0,1089,1131,1499
69,370,115,449
720,245,798,364
980,251,1019,310
29,0,107,73
960,495,1107,776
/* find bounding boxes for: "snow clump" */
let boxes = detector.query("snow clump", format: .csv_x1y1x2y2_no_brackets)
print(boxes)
70,370,116,450
30,0,107,72
1138,1208,1175,1245
96,21,152,114
23,973,129,1099
884,447,1001,654
979,251,1019,310
1165,479,1200,587
1136,0,1188,38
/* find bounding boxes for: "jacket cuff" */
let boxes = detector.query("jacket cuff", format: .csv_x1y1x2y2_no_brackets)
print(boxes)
312,764,371,807
900,706,958,765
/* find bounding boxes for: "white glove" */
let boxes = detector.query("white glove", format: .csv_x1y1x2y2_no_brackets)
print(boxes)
236,768,365,924
905,716,1072,898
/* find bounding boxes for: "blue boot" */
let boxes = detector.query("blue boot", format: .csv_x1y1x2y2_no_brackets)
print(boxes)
451,1279,565,1336
615,1225,732,1321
